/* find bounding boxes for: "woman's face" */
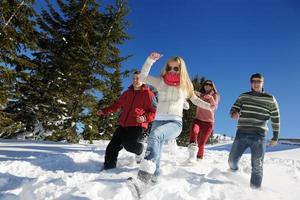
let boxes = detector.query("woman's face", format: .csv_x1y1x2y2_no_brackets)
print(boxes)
204,82,213,92
166,60,180,74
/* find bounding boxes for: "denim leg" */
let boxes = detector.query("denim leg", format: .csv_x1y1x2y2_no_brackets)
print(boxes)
228,135,249,171
145,120,182,176
154,140,163,176
249,136,266,188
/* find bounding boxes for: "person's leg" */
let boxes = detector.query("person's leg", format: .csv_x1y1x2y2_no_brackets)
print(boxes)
197,121,213,159
189,119,200,143
187,119,200,162
104,126,124,169
122,126,144,155
228,133,249,171
127,121,181,198
147,120,182,176
249,135,266,188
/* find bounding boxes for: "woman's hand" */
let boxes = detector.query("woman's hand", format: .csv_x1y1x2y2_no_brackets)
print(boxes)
203,94,211,99
149,52,163,61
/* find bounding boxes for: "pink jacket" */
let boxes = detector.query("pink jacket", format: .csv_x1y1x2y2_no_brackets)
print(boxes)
195,92,219,123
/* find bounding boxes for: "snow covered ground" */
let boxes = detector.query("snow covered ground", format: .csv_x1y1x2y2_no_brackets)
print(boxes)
0,139,299,200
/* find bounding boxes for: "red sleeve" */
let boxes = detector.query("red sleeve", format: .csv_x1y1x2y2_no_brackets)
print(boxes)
143,91,156,122
100,91,127,114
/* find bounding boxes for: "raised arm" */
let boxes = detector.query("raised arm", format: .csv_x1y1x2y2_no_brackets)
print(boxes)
140,52,163,88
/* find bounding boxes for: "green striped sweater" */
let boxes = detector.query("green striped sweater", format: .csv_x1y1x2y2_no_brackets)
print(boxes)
230,91,280,140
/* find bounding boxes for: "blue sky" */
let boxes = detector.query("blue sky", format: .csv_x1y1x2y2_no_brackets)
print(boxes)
116,0,300,139
35,0,300,139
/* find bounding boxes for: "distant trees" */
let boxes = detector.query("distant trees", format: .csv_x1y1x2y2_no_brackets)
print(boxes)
0,0,130,143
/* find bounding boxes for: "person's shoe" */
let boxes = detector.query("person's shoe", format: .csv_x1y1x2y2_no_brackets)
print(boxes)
101,162,116,171
150,175,160,185
187,143,198,163
127,159,156,198
127,177,146,199
250,183,261,190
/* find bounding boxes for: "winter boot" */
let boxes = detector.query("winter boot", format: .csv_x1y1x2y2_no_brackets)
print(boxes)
150,175,160,185
187,143,199,163
127,159,156,199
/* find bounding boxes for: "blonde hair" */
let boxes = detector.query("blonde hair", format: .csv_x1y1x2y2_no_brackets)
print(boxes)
160,56,194,98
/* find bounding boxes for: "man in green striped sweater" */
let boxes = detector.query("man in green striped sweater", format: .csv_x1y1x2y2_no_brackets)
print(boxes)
228,73,280,188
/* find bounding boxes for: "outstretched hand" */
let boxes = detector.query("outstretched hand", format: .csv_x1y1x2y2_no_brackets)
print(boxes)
149,52,163,61
203,94,213,100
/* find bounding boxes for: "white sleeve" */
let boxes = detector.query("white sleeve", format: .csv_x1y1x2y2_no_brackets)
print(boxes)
190,94,211,111
140,57,161,88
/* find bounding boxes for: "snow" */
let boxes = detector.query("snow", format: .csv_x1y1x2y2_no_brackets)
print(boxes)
0,139,299,200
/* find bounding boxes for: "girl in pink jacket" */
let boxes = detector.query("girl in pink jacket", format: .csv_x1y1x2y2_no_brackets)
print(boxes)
188,80,220,162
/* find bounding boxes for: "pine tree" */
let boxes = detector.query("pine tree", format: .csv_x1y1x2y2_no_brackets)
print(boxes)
32,0,130,143
1,0,130,142
177,75,206,146
0,0,38,138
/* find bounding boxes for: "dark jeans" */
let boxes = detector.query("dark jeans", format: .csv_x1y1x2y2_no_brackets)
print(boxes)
104,126,144,169
228,132,266,188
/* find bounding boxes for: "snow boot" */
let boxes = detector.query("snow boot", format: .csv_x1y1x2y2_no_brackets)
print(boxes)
127,159,156,199
150,175,160,185
187,143,199,163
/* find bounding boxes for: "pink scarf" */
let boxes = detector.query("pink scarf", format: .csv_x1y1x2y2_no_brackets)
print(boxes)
163,73,180,86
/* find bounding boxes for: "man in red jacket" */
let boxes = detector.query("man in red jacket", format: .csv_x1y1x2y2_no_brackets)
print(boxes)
97,71,156,170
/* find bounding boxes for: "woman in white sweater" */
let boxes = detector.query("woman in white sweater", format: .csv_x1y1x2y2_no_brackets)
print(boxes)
127,52,212,198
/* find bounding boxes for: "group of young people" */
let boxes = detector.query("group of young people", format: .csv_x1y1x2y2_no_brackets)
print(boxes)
97,52,280,198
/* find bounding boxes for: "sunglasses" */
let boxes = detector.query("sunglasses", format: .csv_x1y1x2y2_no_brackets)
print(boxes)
251,79,263,83
204,83,213,86
166,65,180,72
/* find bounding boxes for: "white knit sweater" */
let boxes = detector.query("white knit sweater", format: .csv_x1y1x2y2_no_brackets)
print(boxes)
140,57,211,120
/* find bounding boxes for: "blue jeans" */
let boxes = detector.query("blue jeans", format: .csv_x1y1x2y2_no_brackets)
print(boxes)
144,120,182,176
228,132,266,188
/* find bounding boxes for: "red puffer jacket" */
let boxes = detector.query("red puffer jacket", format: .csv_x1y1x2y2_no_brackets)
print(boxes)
100,84,156,129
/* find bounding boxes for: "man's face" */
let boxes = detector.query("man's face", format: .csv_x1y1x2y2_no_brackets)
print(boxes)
251,78,264,92
133,74,142,88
